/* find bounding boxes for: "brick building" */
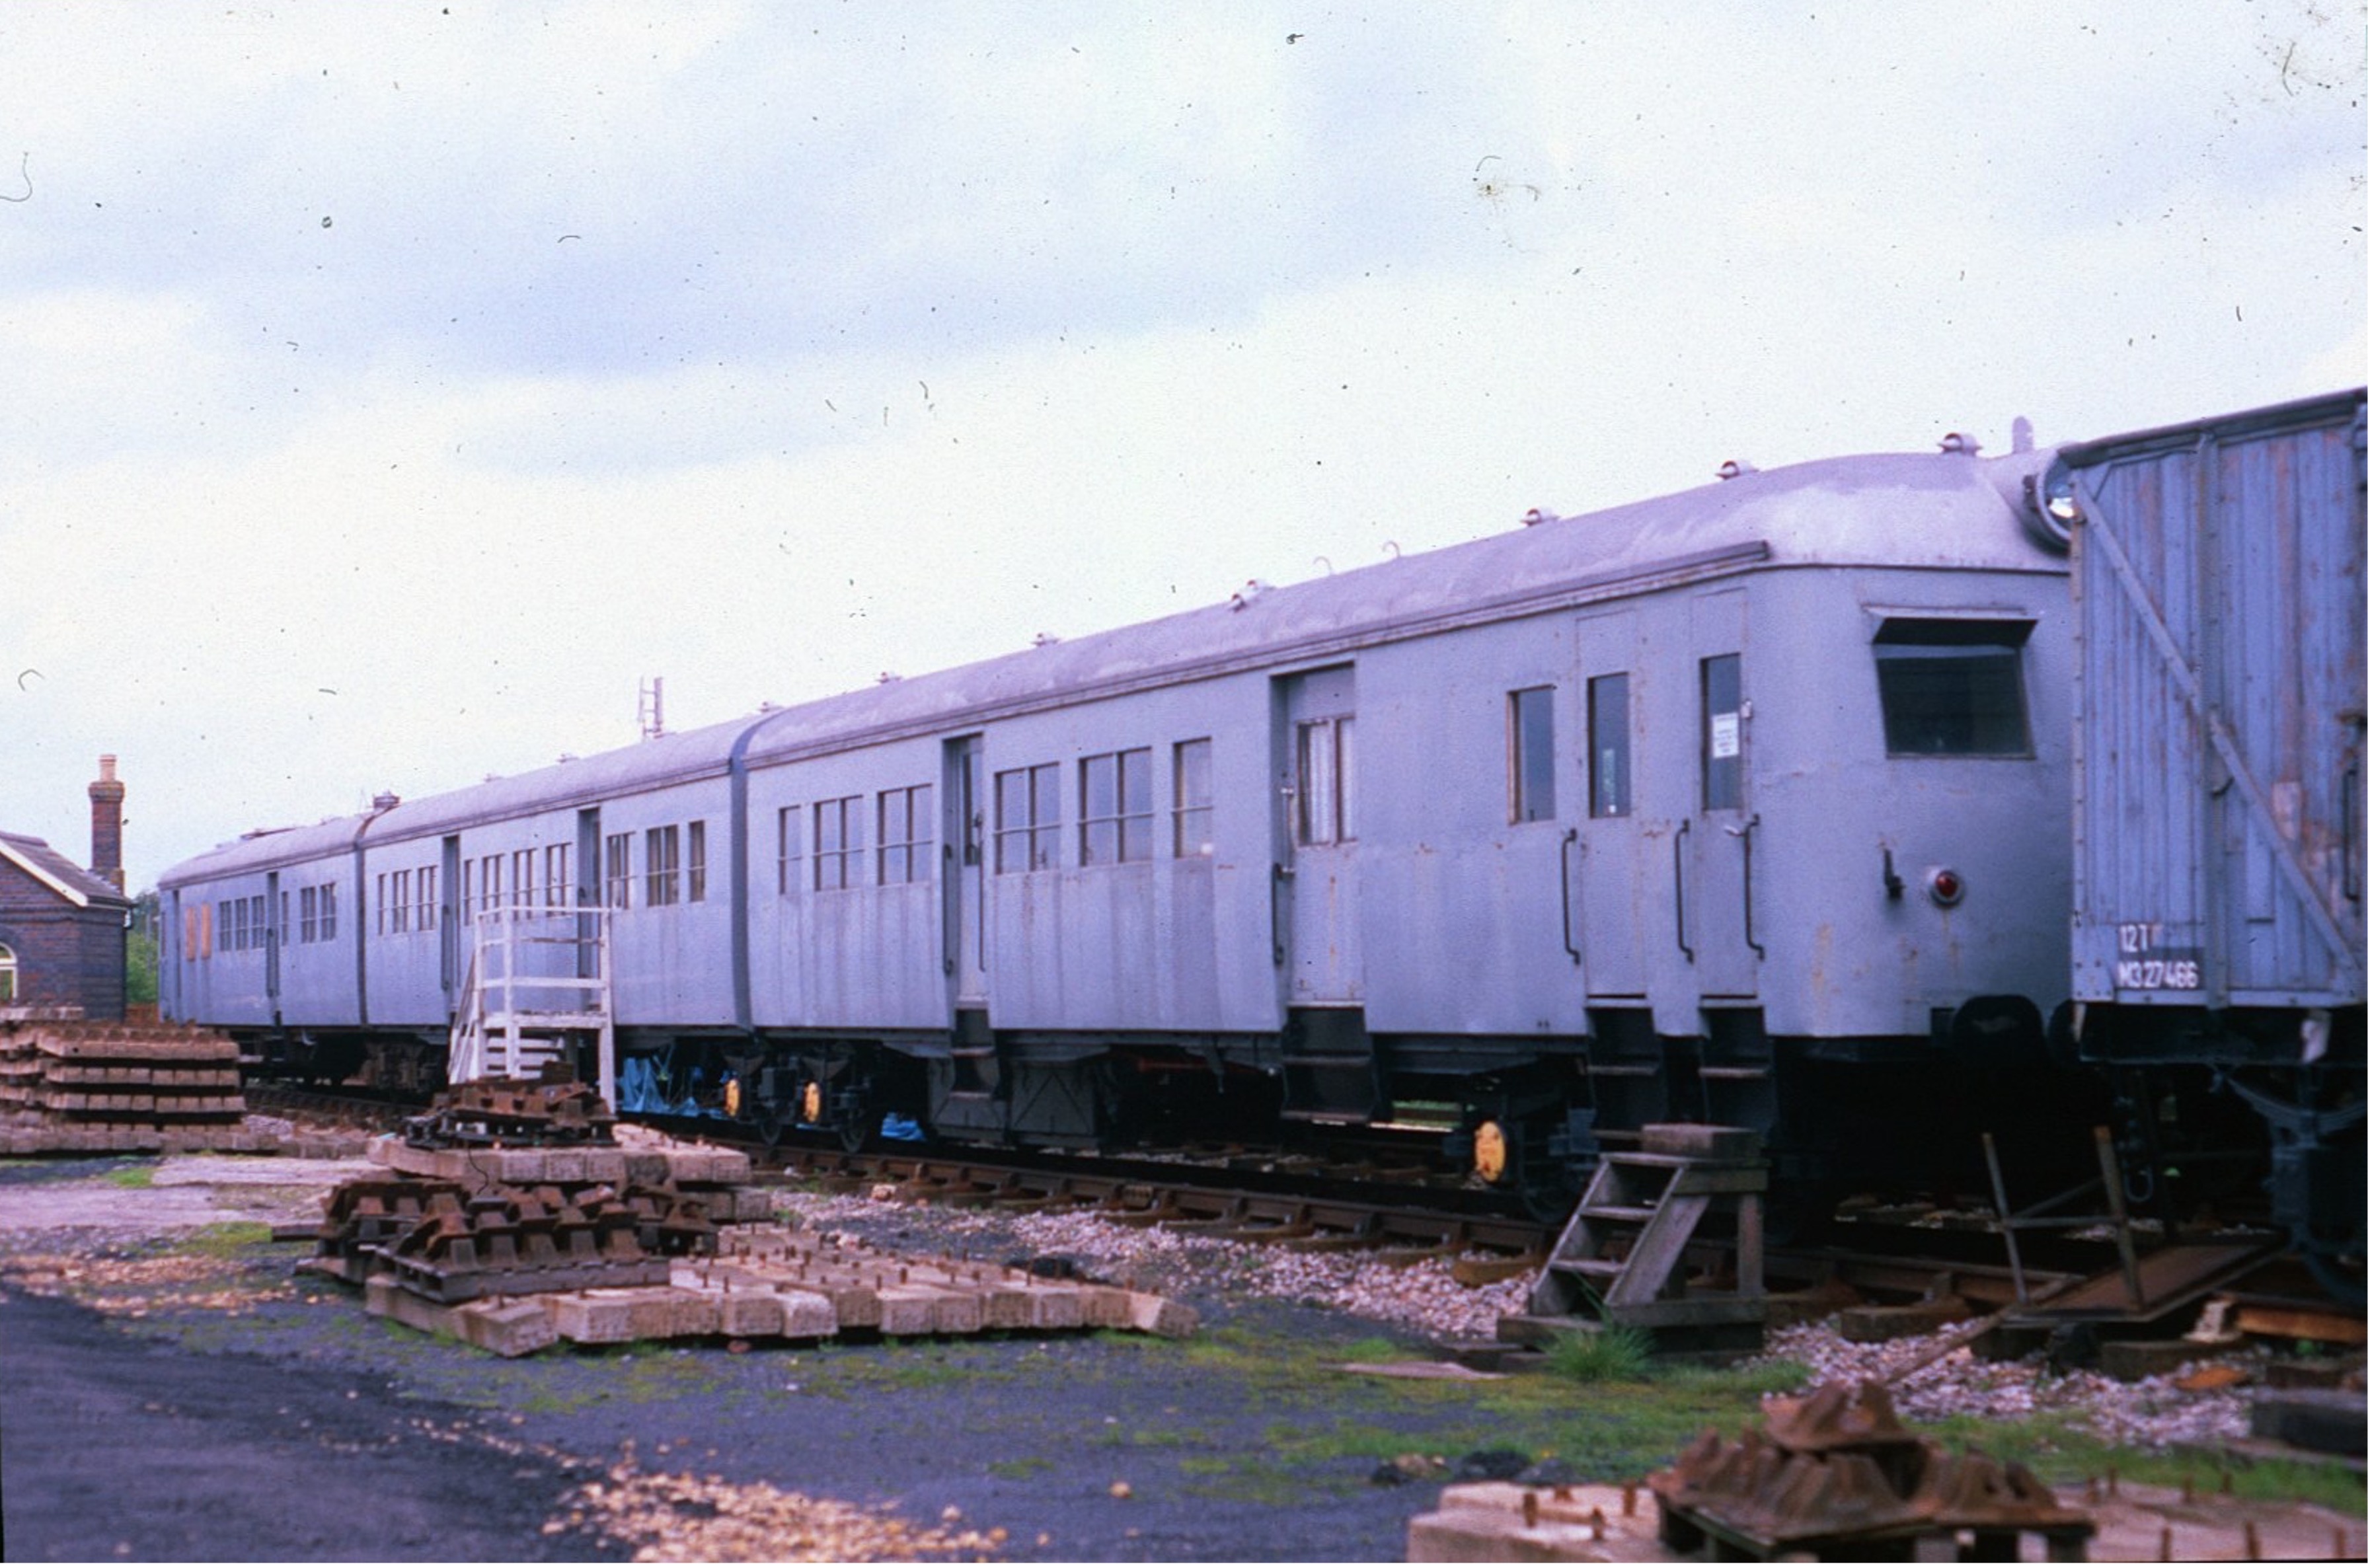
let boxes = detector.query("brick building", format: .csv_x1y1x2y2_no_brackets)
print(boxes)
0,757,133,1020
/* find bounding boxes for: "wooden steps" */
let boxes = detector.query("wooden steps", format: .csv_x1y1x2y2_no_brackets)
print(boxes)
1525,1123,1767,1343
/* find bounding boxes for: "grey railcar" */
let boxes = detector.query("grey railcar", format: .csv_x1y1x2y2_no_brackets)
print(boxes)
2053,388,2365,1298
161,433,2097,1212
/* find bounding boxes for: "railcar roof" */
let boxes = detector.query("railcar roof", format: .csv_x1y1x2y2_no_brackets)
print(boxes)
161,443,2054,887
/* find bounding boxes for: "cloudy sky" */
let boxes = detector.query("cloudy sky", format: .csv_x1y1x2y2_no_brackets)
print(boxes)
1,1,2358,890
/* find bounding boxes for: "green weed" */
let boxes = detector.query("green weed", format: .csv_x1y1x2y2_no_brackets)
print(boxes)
104,1164,157,1189
1543,1325,1655,1384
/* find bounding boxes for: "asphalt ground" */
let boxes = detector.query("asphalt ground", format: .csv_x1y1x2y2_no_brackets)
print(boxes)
0,1159,1517,1561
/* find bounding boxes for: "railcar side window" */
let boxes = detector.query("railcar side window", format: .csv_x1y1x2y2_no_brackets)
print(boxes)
412,869,432,931
995,763,1061,872
391,870,412,933
480,855,502,916
322,882,338,940
876,786,933,883
0,944,14,1002
1701,654,1743,811
513,850,535,910
544,846,567,909
1873,619,2033,757
301,886,319,943
1296,718,1356,844
814,798,862,891
604,833,632,910
1589,673,1631,818
777,807,802,895
1081,749,1151,865
1509,687,1556,823
646,825,681,906
687,821,707,902
1173,738,1213,857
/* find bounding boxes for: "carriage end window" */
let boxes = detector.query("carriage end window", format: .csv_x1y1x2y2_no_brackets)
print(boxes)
1874,619,2033,757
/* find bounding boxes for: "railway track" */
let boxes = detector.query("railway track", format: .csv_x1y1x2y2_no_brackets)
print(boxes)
241,1084,2362,1342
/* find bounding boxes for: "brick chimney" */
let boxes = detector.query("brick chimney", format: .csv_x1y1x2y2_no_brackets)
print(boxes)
89,755,125,892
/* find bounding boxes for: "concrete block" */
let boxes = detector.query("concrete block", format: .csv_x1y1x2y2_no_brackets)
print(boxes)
541,1150,586,1183
1124,1290,1199,1339
581,1150,629,1183
2098,1339,2207,1383
1079,1286,1135,1329
624,1152,669,1187
708,1291,782,1337
874,1286,938,1337
457,1298,557,1358
2250,1388,2368,1456
813,1283,880,1329
773,1288,838,1339
549,1288,654,1344
1833,1296,1971,1343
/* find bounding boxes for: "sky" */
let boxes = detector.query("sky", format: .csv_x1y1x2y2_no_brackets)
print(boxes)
1,1,2359,893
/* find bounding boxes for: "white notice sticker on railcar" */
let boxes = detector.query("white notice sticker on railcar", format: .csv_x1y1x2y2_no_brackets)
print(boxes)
2112,923,2201,990
1710,712,1741,759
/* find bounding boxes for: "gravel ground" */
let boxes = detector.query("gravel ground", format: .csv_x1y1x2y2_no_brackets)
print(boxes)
0,1153,2349,1561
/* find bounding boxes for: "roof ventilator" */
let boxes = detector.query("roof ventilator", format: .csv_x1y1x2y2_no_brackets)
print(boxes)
1229,579,1273,611
1716,460,1757,481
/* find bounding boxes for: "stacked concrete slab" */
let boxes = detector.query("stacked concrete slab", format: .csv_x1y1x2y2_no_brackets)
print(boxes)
322,1127,1198,1355
352,1222,1197,1356
0,1015,248,1154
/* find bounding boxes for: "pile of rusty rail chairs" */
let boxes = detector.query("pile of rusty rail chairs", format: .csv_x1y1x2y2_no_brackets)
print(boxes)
1648,1381,2095,1562
305,1068,732,1304
399,1074,617,1148
0,1010,248,1154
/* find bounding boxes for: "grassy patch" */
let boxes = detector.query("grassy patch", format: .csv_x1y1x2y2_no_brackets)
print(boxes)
986,1456,1053,1481
180,1221,277,1257
1542,1325,1654,1383
103,1163,157,1189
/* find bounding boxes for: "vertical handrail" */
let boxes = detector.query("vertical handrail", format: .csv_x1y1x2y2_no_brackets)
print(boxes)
1558,828,1583,965
1740,814,1765,958
1672,821,1693,963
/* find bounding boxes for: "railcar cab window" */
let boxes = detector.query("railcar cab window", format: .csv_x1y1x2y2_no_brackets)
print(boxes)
1296,717,1356,845
1872,618,2034,757
1081,749,1151,865
1588,673,1631,817
1509,687,1555,823
995,763,1061,872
